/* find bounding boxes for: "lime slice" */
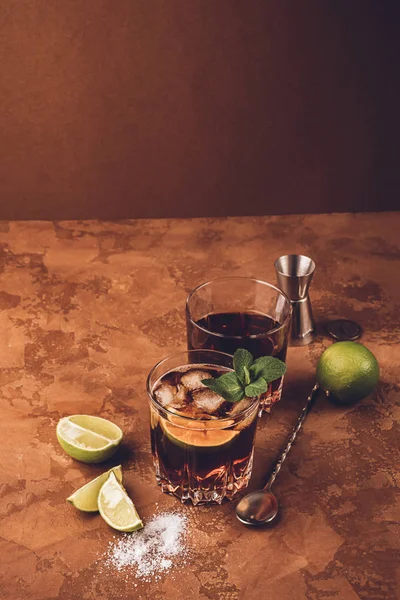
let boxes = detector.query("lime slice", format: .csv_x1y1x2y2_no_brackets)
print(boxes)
98,471,143,532
162,418,238,449
56,415,123,463
67,465,123,512
169,414,234,429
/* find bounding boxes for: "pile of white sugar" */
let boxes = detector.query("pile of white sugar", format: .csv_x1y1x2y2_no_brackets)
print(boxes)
104,512,189,581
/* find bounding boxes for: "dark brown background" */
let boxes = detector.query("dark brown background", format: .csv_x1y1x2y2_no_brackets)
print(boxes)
1,1,399,220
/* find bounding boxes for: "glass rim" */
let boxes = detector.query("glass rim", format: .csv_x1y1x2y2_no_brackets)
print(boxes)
146,348,260,425
185,276,292,339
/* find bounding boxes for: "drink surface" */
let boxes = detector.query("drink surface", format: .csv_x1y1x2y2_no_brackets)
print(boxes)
190,311,287,361
150,364,259,504
153,365,254,419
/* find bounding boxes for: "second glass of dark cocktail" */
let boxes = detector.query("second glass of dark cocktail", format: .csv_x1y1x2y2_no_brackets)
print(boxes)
186,277,292,410
147,350,259,505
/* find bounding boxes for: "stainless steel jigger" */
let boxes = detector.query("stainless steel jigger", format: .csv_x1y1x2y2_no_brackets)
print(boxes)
274,254,316,346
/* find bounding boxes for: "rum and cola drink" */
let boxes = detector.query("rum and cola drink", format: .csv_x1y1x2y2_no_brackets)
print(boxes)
147,350,259,505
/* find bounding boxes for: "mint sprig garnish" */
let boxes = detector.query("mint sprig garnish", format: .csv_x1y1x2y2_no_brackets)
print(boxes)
204,372,244,402
202,348,286,403
250,356,286,383
233,348,253,385
245,377,268,398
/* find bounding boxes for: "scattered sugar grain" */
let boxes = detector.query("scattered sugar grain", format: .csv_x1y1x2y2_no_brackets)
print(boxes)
105,511,188,581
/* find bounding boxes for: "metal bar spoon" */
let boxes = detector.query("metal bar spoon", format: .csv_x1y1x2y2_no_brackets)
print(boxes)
236,384,320,526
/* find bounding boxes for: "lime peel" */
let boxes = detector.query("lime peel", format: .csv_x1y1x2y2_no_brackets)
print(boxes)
317,341,379,404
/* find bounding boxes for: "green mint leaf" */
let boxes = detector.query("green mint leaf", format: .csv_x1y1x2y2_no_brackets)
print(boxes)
233,349,254,385
243,365,251,386
245,377,268,398
201,378,223,393
202,372,245,403
249,356,286,383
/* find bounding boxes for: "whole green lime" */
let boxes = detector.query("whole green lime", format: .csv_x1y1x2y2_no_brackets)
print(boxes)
316,341,379,404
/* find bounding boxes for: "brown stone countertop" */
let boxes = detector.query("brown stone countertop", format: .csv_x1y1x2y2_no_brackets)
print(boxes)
0,213,399,600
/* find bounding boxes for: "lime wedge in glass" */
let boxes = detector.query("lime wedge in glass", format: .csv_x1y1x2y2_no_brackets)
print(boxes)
98,471,143,532
67,465,123,512
56,415,123,463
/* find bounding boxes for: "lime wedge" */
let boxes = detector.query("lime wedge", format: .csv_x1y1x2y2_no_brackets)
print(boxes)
98,471,143,532
67,465,123,512
56,415,123,463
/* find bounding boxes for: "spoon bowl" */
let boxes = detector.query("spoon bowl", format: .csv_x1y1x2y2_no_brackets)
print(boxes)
236,489,278,526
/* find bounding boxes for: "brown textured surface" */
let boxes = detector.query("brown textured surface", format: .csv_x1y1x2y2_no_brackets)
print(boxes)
1,1,399,220
0,213,399,600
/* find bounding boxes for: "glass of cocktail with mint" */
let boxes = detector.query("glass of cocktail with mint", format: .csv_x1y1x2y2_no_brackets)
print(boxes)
147,348,286,505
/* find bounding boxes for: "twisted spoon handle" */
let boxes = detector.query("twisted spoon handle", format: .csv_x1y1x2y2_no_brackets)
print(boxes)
265,383,320,491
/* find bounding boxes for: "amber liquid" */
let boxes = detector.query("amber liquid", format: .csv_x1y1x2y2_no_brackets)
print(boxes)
187,311,288,398
151,411,257,498
150,366,259,504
